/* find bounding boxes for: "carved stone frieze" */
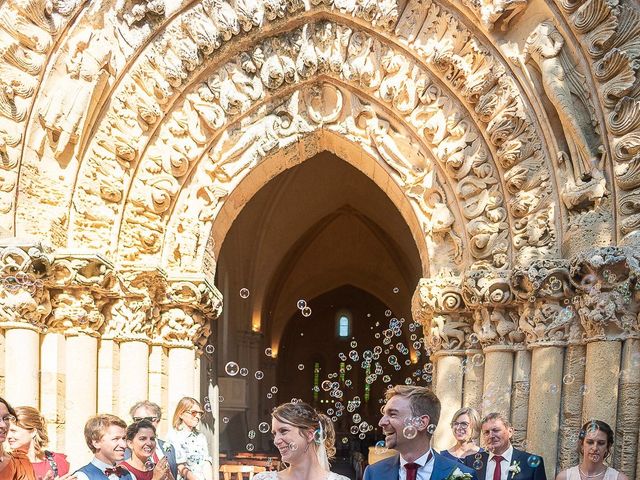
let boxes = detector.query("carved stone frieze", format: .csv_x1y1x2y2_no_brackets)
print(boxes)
0,241,53,329
460,0,528,31
552,0,640,246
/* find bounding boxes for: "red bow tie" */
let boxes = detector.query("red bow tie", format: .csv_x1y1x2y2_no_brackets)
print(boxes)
104,466,127,477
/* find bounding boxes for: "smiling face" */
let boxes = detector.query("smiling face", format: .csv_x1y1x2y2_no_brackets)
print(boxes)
7,423,34,452
452,413,472,443
93,425,127,465
271,417,312,465
378,394,426,454
581,429,609,464
481,418,513,455
0,402,10,444
179,406,204,430
128,427,157,462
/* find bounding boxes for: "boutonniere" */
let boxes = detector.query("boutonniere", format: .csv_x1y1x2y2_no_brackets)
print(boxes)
508,461,521,478
445,467,474,480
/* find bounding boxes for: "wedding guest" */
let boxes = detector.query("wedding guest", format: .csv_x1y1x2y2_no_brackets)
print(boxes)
464,413,546,480
364,385,476,480
120,420,171,480
7,406,70,479
254,401,349,480
166,398,211,480
555,420,628,480
74,414,130,480
441,407,482,463
128,401,177,480
0,398,36,480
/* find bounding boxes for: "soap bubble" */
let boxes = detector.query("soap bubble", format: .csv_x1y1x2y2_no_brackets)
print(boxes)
144,459,155,471
563,374,575,385
297,299,307,309
301,307,312,317
427,424,436,435
248,430,256,439
472,460,483,470
258,422,270,433
393,287,399,293
205,345,215,354
374,440,387,454
246,443,254,451
225,362,239,376
239,288,250,299
402,425,417,439
527,455,541,468
255,370,264,380
223,417,229,423
271,386,278,394
298,363,305,370
240,367,249,376
264,348,273,357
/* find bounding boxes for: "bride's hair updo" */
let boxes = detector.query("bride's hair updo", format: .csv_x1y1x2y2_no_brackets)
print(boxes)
272,401,336,460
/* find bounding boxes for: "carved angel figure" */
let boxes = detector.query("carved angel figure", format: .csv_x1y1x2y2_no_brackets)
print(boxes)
524,22,601,183
35,29,112,159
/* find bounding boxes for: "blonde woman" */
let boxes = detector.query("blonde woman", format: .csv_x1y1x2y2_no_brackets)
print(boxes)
441,407,482,463
166,398,211,480
254,401,349,480
7,406,70,479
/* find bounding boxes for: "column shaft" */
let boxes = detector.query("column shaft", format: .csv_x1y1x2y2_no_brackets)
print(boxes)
65,334,98,468
118,340,149,419
615,339,640,477
558,344,586,469
4,327,40,406
149,344,168,436
40,332,65,450
526,346,564,480
582,341,621,427
511,349,531,448
463,350,484,413
168,347,196,418
97,339,119,413
432,353,463,450
482,349,513,417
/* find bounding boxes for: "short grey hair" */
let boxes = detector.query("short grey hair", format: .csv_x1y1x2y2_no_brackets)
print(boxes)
129,400,162,419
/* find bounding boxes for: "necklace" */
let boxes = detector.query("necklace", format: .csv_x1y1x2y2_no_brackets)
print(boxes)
579,467,606,478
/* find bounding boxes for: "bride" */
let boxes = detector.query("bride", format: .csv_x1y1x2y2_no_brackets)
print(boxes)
254,402,349,480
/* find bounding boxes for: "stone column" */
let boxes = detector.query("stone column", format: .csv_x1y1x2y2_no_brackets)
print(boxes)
432,350,464,450
149,342,168,434
463,349,484,413
411,274,472,451
3,325,42,406
97,338,119,413
526,346,563,479
119,339,150,418
582,340,621,427
0,242,53,406
558,343,586,469
615,338,640,477
511,348,531,448
168,345,196,414
40,332,66,450
481,346,514,416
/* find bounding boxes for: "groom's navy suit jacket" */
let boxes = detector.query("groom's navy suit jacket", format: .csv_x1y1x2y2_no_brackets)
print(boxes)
364,450,478,480
463,448,547,480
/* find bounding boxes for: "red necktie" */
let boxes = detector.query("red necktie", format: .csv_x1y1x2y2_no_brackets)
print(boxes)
405,463,419,480
493,455,504,480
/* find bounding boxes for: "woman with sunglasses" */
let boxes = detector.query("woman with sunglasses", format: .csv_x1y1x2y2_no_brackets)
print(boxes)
440,407,482,463
0,397,36,480
166,398,211,480
6,406,69,479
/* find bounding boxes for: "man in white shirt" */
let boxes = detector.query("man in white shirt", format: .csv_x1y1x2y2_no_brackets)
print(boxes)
364,385,477,480
464,413,547,480
74,414,131,480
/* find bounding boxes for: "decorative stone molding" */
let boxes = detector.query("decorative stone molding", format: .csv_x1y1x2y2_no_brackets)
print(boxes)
569,247,640,341
47,253,116,336
512,259,581,347
0,241,53,329
460,0,529,31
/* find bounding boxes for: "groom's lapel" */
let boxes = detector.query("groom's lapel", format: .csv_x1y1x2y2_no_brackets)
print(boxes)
386,455,401,480
431,452,453,480
506,449,523,480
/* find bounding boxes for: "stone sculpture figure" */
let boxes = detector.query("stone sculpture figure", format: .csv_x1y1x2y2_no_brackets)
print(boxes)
35,29,112,159
524,21,601,184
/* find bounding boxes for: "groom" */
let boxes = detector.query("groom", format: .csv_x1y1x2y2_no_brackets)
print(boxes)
364,385,477,480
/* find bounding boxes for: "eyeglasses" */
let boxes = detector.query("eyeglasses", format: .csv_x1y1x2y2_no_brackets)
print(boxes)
133,416,159,423
452,421,470,429
0,414,16,425
187,410,204,418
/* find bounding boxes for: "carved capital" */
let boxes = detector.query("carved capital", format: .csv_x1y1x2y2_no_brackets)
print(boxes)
463,266,513,307
512,259,581,346
47,253,117,336
0,241,53,330
569,247,640,341
156,276,222,349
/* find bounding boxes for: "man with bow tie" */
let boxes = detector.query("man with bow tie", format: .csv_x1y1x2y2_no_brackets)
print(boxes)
75,415,131,480
464,413,546,480
364,385,477,480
